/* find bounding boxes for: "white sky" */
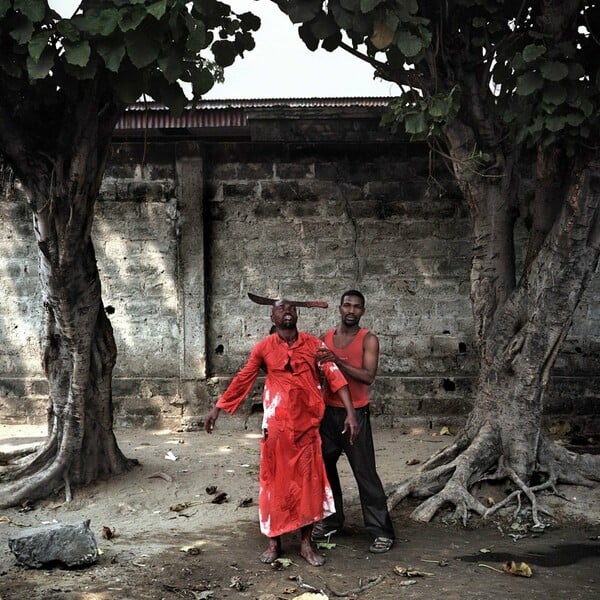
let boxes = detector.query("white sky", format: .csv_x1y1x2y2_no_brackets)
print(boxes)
49,0,397,99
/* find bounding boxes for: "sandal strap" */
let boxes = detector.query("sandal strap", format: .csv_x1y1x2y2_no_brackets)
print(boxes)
369,537,393,552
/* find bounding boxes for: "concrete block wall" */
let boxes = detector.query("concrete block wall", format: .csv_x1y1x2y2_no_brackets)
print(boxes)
0,173,47,423
1,112,598,432
202,140,481,432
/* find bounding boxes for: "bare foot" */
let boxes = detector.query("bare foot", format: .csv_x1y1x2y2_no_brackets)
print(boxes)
259,538,281,564
299,542,325,566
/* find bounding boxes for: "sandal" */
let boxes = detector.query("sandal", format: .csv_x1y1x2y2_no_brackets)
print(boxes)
369,537,393,553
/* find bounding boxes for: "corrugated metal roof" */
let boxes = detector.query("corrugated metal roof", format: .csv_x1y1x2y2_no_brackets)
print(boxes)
116,97,394,130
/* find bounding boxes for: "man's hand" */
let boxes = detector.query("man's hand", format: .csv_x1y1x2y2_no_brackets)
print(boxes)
316,347,337,366
204,406,220,433
342,408,359,445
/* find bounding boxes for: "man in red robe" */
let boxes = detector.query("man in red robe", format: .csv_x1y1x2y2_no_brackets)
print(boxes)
205,299,358,566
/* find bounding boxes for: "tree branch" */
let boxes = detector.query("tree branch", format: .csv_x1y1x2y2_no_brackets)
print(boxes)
338,41,430,92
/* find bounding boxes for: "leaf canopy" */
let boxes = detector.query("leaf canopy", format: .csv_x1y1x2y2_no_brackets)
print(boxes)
272,0,600,151
0,0,261,117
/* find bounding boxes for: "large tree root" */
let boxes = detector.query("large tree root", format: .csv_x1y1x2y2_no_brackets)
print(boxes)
0,443,40,465
0,429,137,509
0,435,58,479
387,423,600,525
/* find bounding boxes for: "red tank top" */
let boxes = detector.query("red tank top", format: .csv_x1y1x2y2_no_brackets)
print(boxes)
323,328,370,409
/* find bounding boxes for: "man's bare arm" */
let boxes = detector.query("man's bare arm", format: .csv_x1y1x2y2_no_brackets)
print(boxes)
337,385,359,444
317,333,379,385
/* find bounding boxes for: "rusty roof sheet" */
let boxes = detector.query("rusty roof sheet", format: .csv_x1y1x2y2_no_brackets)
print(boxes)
116,97,395,130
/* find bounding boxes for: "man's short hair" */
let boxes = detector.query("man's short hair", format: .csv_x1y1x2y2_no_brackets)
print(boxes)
340,290,365,307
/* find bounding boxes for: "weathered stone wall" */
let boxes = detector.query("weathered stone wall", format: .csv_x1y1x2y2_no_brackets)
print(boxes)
1,108,598,433
201,138,477,433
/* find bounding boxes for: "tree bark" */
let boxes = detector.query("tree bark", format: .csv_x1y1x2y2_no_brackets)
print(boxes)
390,149,600,523
0,84,134,509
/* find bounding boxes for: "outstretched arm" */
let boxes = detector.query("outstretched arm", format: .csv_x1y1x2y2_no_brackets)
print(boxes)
204,342,264,433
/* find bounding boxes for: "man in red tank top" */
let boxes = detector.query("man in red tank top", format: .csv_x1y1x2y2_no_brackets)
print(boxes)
314,290,395,553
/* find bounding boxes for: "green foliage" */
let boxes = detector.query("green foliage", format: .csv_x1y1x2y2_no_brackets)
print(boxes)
382,87,461,140
287,0,322,23
272,0,600,153
13,0,45,23
0,0,261,116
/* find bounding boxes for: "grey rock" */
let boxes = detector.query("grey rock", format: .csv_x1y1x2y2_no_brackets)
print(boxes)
8,519,98,569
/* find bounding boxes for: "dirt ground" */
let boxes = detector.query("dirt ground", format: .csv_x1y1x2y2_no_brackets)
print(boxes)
1,421,599,600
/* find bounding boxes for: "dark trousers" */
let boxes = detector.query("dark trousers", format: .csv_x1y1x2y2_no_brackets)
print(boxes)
319,405,395,540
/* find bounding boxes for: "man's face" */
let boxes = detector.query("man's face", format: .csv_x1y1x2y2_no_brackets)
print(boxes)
271,300,298,329
339,295,365,326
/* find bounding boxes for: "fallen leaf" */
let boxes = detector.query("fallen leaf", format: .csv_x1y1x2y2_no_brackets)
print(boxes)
405,458,420,466
503,561,533,577
101,526,116,540
486,496,495,506
393,566,432,577
229,576,246,590
205,485,218,495
170,501,202,512
272,557,294,569
211,492,228,504
148,471,173,482
316,541,336,550
180,545,202,555
439,426,452,436
238,496,253,507
478,563,503,573
420,558,448,567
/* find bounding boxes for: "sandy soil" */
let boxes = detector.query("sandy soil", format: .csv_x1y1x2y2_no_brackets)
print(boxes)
0,421,599,600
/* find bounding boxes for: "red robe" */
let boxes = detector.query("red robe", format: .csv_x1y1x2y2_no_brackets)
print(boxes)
216,332,348,537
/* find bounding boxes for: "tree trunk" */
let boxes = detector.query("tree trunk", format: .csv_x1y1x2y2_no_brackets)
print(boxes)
389,140,600,523
0,86,134,509
0,238,135,508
